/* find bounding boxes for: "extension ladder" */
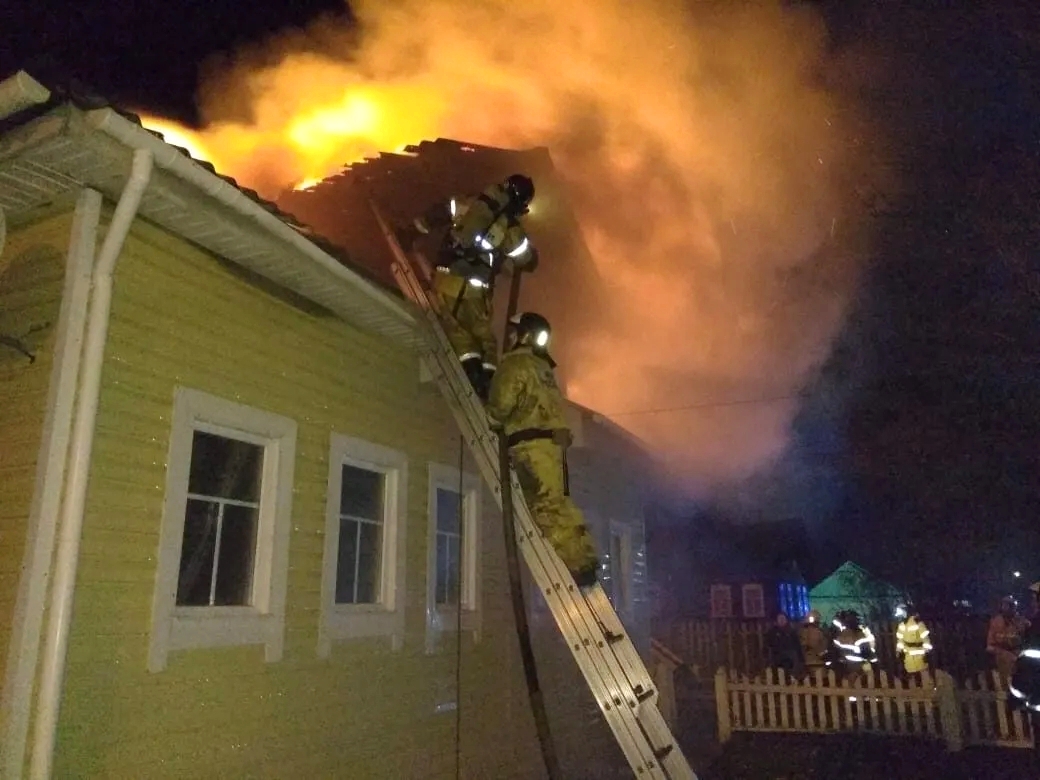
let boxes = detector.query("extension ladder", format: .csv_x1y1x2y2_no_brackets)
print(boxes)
371,204,697,779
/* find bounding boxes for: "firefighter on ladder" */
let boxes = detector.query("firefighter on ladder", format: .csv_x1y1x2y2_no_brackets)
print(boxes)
400,174,539,401
895,604,933,678
486,312,600,588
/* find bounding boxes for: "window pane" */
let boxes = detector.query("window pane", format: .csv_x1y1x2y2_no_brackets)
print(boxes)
336,518,360,604
356,520,382,604
341,465,384,520
177,499,218,606
435,533,448,605
436,488,461,534
436,533,460,607
187,431,263,502
213,504,258,606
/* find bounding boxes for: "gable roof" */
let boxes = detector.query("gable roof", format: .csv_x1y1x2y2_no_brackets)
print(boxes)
0,70,418,345
810,561,906,601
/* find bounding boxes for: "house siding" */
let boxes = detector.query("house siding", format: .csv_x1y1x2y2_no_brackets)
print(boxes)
53,219,542,779
0,212,72,691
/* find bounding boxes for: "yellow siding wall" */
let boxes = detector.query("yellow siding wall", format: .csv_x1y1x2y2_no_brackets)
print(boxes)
54,220,543,778
0,212,71,694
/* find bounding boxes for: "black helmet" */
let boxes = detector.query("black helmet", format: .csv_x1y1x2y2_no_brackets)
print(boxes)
509,311,551,350
504,174,535,210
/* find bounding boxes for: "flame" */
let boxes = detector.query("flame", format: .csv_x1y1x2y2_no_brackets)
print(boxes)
140,0,885,499
140,118,213,164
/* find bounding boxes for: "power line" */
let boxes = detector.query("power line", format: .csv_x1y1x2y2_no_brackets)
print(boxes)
604,393,806,418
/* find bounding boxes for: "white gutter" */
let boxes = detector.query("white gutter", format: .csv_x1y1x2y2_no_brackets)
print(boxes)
30,149,154,780
0,189,102,780
83,107,416,330
0,71,51,118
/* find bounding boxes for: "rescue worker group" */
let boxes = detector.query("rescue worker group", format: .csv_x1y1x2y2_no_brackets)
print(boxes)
397,174,600,589
778,585,1040,716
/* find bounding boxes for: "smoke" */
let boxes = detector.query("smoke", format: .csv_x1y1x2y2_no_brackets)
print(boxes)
165,0,886,501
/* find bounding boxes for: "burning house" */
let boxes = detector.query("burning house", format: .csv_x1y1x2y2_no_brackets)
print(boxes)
0,71,666,779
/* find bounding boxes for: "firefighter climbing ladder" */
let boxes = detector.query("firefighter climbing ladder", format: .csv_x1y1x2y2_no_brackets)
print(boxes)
371,204,697,780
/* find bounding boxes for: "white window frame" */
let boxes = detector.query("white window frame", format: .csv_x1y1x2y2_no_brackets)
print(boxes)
318,433,408,656
742,583,766,619
148,387,297,673
425,462,481,653
710,584,733,619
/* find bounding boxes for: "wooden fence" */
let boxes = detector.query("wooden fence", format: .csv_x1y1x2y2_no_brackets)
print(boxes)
715,667,1035,751
666,617,990,678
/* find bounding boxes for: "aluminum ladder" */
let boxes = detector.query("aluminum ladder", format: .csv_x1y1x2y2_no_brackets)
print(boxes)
371,204,697,779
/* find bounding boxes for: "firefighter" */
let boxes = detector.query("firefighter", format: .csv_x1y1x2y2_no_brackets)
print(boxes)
988,596,1025,679
800,610,829,675
486,312,599,587
831,610,878,682
895,604,933,677
402,174,538,401
1010,582,1040,715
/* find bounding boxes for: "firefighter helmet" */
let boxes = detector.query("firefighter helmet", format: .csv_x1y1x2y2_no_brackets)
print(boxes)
509,311,551,350
504,174,535,211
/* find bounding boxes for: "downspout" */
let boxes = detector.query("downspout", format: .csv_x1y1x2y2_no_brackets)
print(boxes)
0,189,102,780
29,149,153,780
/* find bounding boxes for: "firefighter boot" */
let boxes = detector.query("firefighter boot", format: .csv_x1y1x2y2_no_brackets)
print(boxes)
394,221,424,249
460,357,486,401
573,559,600,590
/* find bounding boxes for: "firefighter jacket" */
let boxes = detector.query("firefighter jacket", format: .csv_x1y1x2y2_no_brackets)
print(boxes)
833,625,878,668
896,617,933,674
988,612,1025,677
987,613,1024,655
1010,620,1040,712
439,183,536,287
486,346,568,439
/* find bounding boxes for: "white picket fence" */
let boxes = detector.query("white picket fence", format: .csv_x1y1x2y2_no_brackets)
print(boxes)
715,667,1035,751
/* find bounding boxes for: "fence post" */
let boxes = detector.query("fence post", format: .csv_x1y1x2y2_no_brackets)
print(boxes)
715,667,732,743
936,670,963,752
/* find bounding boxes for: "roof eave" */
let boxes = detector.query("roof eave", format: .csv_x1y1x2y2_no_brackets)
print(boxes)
81,107,419,345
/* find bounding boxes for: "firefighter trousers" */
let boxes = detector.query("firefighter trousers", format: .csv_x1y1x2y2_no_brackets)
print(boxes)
431,271,497,369
510,439,598,575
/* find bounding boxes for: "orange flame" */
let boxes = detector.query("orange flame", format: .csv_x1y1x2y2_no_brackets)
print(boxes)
140,0,885,499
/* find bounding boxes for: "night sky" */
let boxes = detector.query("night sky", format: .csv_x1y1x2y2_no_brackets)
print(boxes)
2,0,1037,597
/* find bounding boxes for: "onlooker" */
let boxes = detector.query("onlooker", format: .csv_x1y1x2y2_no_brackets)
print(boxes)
800,610,829,676
766,612,804,675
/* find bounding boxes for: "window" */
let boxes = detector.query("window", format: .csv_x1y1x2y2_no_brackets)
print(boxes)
318,434,408,655
426,463,481,652
149,388,296,672
710,584,733,618
742,583,765,619
778,583,808,620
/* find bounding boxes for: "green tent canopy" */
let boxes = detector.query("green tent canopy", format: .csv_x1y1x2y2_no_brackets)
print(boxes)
809,561,909,625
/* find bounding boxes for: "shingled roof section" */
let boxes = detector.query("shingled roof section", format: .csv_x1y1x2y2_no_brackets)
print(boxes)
0,66,392,294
